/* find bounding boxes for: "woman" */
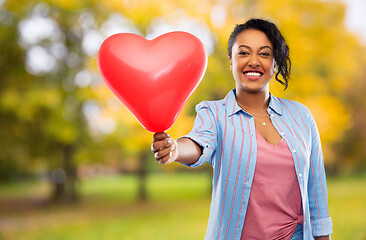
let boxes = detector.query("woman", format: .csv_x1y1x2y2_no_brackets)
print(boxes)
151,18,332,240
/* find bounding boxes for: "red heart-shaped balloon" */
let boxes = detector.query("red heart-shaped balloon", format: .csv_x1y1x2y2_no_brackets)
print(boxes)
97,32,207,132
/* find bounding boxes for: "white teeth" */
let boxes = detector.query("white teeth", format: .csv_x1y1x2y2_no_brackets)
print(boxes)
244,72,262,76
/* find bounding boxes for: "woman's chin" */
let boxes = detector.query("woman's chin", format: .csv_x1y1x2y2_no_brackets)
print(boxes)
237,82,269,94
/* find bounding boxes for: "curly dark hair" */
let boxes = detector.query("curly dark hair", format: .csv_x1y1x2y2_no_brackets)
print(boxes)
228,18,291,89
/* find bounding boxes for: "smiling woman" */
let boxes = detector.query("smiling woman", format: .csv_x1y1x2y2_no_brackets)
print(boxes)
227,19,291,90
151,18,332,240
229,29,276,95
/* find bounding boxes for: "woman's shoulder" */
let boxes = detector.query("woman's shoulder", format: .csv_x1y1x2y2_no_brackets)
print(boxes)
194,98,226,113
274,96,311,117
195,90,236,112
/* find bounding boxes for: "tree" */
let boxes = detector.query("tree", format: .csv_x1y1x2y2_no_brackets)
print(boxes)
331,55,366,174
1,1,106,202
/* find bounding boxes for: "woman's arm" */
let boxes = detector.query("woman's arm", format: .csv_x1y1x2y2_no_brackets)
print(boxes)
306,108,333,237
151,132,203,165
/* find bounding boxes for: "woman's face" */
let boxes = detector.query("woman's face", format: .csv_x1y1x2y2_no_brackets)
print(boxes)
230,29,276,94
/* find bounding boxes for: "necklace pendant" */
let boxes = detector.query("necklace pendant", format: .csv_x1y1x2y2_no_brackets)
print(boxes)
262,122,267,126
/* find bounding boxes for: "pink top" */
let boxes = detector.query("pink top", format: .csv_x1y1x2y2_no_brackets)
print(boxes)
241,129,303,240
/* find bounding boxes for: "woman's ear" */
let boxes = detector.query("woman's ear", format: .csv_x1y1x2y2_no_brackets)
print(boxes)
229,57,232,70
274,62,277,72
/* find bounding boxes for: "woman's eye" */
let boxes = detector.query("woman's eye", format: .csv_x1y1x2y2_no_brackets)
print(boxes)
260,52,271,56
239,51,249,55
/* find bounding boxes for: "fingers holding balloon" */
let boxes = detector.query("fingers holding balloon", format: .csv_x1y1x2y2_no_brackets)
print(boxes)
151,135,177,164
155,144,176,164
152,132,171,145
151,133,172,153
157,153,173,165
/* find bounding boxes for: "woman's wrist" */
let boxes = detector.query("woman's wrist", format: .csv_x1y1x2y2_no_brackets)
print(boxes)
175,137,202,165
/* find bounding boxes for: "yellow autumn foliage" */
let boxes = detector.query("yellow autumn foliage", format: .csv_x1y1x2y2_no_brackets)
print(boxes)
44,0,365,164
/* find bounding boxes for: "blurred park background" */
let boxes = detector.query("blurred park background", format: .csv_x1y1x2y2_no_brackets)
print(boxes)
0,0,365,239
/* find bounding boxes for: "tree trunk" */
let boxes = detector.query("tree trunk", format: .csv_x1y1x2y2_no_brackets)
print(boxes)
51,144,79,203
137,151,149,202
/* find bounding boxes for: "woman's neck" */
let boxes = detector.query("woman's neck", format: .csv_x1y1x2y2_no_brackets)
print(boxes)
235,89,270,111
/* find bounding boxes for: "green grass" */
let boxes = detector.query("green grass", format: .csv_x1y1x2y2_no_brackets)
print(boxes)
0,172,365,240
327,174,366,240
80,172,212,203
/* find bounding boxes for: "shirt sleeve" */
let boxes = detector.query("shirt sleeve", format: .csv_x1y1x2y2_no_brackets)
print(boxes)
179,101,218,168
307,109,333,237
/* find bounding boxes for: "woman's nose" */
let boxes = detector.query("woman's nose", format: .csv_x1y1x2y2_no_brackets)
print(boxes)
248,56,260,67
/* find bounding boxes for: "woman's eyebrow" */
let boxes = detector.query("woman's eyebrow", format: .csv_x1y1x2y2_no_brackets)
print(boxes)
260,46,273,51
238,45,273,51
238,44,250,49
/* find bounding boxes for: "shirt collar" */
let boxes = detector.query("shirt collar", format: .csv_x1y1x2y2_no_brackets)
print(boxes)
268,94,283,116
223,89,283,117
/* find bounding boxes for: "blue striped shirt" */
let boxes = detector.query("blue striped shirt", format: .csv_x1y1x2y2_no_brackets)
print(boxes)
182,89,332,240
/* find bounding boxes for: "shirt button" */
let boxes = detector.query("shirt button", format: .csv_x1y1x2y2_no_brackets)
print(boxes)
299,173,302,178
271,114,274,117
292,149,297,153
280,132,285,135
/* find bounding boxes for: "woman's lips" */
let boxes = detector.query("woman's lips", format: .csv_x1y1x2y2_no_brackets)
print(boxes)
243,71,263,80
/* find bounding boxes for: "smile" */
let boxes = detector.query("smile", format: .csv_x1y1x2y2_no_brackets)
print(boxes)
244,72,262,76
243,70,263,78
